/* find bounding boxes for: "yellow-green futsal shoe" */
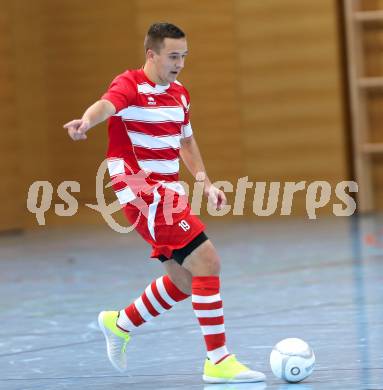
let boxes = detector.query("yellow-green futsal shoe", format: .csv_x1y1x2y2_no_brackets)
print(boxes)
98,311,131,372
203,354,266,383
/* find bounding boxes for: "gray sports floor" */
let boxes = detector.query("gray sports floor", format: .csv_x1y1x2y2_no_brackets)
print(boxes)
0,216,382,390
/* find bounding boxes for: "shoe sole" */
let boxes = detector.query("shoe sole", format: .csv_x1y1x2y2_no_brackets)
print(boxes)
203,374,266,384
98,311,126,373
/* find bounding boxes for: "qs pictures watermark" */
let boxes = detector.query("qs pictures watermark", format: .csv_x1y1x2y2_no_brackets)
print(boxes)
27,159,358,233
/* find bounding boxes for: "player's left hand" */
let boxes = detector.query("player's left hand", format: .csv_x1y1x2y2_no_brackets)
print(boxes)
204,184,227,210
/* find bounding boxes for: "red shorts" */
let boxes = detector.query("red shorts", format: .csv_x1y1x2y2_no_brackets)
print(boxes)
122,185,205,260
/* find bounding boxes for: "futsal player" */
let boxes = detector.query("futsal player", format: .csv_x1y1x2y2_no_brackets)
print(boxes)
64,22,265,384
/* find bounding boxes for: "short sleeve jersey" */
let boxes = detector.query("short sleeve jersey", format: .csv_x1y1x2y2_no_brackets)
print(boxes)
101,68,193,184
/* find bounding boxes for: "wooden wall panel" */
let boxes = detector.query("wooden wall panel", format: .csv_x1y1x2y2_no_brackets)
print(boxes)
235,0,349,215
372,155,383,209
9,1,52,228
2,0,141,229
359,1,383,210
360,0,383,10
363,25,383,77
39,0,139,202
368,92,383,210
368,92,383,142
0,3,22,230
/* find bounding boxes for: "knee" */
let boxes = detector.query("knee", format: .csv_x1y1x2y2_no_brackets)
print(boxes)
165,261,192,295
173,273,192,295
204,246,221,275
185,240,221,276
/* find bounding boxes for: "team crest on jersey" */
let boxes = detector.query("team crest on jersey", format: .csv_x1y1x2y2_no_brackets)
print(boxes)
180,94,188,109
147,96,156,105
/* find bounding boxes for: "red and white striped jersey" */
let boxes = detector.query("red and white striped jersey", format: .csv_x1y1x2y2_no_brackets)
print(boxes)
102,69,193,192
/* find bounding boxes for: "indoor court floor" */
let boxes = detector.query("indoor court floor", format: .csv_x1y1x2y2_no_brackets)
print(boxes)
0,215,382,390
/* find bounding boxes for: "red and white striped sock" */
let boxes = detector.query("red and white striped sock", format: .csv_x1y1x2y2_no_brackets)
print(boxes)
117,275,189,332
192,276,230,364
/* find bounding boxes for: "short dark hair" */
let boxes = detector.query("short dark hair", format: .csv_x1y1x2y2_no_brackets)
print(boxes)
144,23,185,53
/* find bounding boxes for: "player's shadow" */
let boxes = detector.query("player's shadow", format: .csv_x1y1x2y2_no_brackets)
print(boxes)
203,383,267,390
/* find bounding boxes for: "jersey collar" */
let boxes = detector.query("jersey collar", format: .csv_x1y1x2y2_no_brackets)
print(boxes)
140,68,170,92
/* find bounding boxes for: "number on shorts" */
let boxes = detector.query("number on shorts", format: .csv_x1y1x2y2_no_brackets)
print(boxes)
179,220,190,232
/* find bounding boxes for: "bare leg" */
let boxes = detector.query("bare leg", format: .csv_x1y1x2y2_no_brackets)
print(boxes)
163,239,220,295
163,259,193,295
182,239,221,276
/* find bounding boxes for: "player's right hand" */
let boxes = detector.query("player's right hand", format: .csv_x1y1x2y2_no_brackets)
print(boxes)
63,119,90,141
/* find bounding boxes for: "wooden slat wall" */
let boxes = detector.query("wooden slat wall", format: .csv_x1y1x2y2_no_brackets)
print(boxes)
367,89,383,208
49,0,138,227
235,0,348,215
360,0,383,10
9,1,52,229
13,0,140,227
0,3,22,230
361,0,383,210
1,0,353,230
39,0,139,197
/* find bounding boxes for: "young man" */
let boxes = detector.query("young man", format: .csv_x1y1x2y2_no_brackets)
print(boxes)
64,23,265,384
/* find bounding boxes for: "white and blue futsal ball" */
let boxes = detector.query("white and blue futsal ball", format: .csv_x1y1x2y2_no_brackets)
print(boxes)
270,338,315,383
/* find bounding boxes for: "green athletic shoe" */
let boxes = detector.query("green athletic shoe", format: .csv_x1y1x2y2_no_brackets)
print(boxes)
203,354,266,384
98,311,131,372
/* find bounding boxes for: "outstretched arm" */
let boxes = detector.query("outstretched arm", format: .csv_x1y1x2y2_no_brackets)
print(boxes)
180,135,227,210
63,99,116,141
